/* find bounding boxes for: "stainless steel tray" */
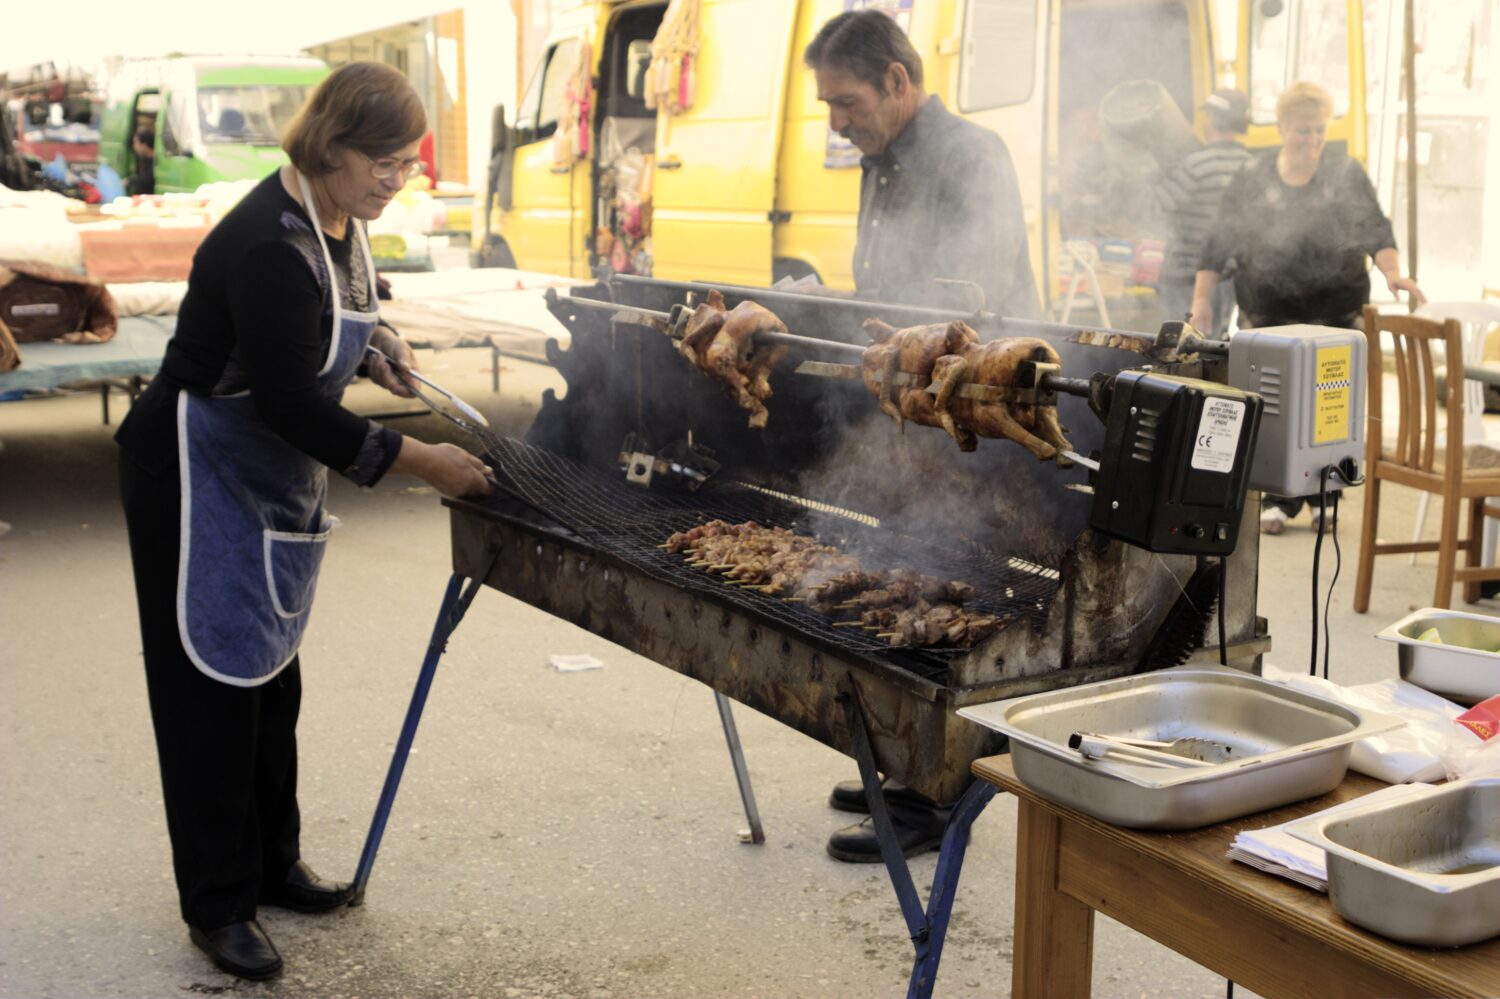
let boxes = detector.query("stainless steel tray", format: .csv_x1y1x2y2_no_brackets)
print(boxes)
1377,608,1500,706
1286,777,1500,947
958,666,1402,829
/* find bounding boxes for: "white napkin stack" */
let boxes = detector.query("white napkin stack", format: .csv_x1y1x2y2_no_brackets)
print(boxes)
1227,783,1433,891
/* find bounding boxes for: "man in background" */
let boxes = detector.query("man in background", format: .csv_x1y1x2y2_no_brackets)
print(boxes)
802,9,1041,864
1154,88,1251,335
128,127,155,196
808,10,1039,319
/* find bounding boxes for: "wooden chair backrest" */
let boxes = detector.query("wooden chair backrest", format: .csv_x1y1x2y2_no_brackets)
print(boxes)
1363,304,1466,477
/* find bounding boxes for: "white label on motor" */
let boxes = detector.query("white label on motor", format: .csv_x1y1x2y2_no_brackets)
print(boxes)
1191,398,1245,473
11,303,60,317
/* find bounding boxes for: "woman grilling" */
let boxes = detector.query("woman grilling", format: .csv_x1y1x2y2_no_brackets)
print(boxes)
115,62,493,980
1189,80,1424,534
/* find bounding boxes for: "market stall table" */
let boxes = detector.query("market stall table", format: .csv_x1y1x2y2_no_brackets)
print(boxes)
972,755,1500,999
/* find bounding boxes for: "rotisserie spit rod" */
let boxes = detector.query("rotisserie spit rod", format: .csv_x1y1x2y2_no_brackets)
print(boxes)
576,296,1094,403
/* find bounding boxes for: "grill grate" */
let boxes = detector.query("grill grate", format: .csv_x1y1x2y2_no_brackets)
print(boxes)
475,437,1062,684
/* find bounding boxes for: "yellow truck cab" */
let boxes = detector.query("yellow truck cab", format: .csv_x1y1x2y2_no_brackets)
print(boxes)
475,0,1366,327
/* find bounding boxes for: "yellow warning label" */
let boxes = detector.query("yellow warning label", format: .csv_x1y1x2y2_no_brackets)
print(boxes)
1314,346,1352,444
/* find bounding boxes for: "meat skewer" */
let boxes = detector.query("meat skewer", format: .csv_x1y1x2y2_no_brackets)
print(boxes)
665,520,997,648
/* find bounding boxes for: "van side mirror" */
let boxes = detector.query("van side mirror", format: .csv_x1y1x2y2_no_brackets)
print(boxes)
491,104,511,157
1259,0,1285,16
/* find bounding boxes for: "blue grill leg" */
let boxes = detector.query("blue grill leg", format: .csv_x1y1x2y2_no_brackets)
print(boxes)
837,675,1000,999
351,559,493,903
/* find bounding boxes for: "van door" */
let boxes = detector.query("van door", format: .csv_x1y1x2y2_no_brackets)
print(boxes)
155,87,198,192
650,0,799,287
1237,0,1366,163
505,36,591,277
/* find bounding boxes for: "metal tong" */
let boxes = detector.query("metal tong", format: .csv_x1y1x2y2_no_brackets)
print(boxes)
364,345,505,493
1068,732,1216,769
365,345,492,430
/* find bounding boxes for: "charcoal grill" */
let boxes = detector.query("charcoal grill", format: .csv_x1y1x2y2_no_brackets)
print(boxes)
352,275,1270,998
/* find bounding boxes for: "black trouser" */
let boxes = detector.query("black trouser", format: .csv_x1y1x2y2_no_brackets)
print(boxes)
119,452,302,930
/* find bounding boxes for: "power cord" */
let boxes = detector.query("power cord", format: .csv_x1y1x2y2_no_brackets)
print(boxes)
1308,459,1361,679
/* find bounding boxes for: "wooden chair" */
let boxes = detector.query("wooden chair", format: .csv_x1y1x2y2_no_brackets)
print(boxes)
1353,305,1500,611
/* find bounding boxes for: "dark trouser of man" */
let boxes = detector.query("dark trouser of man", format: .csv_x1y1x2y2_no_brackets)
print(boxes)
825,777,955,862
120,453,303,931
1244,308,1361,526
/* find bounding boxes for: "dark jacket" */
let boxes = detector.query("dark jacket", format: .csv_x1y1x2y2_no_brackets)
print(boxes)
1200,149,1396,326
854,97,1040,319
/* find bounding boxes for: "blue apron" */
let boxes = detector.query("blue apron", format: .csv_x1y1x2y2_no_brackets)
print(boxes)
176,173,379,686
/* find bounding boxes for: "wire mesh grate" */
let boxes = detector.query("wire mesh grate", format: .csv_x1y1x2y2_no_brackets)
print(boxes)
475,437,1063,684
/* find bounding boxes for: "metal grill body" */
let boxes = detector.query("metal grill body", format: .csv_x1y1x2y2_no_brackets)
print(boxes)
445,276,1268,801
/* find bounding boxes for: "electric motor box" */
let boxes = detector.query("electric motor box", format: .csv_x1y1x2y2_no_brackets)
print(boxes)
1089,371,1263,556
1226,325,1366,497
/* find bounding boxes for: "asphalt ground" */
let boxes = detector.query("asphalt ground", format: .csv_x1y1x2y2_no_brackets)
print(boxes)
0,276,1487,998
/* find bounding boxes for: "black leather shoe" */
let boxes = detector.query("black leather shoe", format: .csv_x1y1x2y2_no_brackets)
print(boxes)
260,859,354,914
189,919,282,980
826,802,953,864
827,778,930,814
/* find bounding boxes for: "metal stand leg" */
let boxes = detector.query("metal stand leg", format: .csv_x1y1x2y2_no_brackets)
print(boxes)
713,691,764,844
837,675,999,999
351,556,495,903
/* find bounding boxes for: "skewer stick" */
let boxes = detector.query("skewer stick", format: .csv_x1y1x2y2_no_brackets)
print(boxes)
832,621,865,628
877,632,899,639
657,544,671,550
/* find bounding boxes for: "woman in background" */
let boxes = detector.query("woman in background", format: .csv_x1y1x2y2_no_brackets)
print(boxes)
1191,80,1424,534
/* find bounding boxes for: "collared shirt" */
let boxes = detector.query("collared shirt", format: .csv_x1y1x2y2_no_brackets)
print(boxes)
853,97,1040,319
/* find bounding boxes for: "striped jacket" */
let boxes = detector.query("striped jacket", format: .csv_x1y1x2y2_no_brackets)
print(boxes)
1154,140,1252,281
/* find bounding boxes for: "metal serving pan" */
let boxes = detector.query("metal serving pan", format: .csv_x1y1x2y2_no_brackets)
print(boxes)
1286,777,1500,947
1377,608,1500,706
958,666,1402,829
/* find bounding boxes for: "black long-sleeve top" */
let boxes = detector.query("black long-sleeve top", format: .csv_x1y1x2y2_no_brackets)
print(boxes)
1199,149,1397,327
854,97,1041,319
117,172,400,484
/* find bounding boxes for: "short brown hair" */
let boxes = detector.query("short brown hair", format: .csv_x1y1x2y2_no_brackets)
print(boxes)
283,62,427,175
804,10,923,92
1276,81,1333,125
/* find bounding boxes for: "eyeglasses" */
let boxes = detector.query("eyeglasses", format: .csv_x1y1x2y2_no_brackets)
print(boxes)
363,153,425,181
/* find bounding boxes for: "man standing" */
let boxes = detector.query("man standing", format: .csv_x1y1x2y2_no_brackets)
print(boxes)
1154,88,1251,335
803,10,1041,863
808,10,1040,319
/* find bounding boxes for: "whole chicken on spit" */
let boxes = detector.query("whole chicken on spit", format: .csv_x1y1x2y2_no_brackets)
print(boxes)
930,338,1073,461
677,290,790,429
860,318,1072,461
860,318,978,430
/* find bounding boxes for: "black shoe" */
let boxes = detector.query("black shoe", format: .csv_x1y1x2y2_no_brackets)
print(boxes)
260,859,354,914
189,919,282,981
826,803,952,864
827,778,930,814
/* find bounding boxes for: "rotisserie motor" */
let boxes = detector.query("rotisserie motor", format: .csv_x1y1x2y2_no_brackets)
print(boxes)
861,319,1072,461
664,519,1003,648
677,290,790,429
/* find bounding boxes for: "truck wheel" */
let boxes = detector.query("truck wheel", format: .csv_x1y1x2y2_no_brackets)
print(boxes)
772,259,819,285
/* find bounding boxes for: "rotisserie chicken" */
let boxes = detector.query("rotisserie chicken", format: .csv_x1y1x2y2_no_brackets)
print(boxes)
860,319,1072,461
677,291,789,429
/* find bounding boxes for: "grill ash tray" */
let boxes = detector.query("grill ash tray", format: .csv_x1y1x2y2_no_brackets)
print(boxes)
958,667,1402,829
1286,777,1500,947
1377,608,1500,706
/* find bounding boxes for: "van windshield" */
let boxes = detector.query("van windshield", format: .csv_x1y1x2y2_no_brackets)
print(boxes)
197,85,310,144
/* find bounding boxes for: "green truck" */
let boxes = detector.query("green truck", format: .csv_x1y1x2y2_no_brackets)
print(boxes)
98,55,328,194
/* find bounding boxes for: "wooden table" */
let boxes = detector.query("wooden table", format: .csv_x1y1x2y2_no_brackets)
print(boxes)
973,756,1500,999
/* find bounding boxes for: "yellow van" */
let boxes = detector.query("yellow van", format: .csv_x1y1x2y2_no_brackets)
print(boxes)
474,0,1368,326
